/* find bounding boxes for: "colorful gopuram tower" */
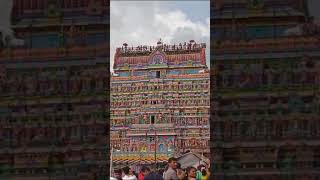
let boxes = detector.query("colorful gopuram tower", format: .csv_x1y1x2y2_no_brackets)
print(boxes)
111,40,210,168
212,0,320,179
0,0,109,179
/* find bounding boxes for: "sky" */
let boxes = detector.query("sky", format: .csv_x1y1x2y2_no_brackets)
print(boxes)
0,0,13,41
308,0,320,22
110,1,210,72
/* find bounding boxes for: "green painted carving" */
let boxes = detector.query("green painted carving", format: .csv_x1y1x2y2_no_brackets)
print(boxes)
0,165,10,177
248,0,264,10
288,94,304,112
281,156,293,171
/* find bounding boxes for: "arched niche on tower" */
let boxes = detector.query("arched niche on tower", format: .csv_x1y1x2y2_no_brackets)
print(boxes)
149,50,167,65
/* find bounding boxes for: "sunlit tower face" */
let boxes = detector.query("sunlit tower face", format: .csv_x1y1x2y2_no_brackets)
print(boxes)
111,40,210,164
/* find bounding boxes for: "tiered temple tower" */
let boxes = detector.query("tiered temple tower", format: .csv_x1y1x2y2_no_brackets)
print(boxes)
212,0,320,179
0,0,109,179
111,40,210,168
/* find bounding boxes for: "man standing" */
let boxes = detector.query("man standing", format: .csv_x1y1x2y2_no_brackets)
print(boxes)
138,166,150,180
122,166,137,180
176,163,186,180
144,167,163,180
163,157,178,180
114,169,123,180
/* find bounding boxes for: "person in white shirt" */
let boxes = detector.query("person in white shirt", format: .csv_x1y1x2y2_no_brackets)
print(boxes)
122,166,137,180
163,157,178,180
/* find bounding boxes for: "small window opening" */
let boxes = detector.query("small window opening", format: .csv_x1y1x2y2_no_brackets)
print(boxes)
156,71,160,78
151,115,155,124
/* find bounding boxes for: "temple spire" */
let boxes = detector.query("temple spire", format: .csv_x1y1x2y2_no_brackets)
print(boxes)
157,38,163,47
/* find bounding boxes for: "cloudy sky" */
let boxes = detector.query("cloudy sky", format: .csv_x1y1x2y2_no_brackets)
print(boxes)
308,0,320,21
0,0,13,39
110,1,210,72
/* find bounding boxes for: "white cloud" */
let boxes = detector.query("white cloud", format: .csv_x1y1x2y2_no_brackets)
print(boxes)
308,0,320,20
0,0,14,43
0,0,12,30
110,1,210,72
0,0,24,46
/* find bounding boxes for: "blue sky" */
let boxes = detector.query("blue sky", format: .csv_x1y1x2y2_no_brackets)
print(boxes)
110,1,210,72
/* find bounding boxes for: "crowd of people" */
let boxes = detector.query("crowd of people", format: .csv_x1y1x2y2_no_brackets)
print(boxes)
111,157,210,180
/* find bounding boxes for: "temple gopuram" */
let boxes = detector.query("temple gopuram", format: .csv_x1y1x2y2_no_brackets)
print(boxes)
212,0,320,179
0,0,109,179
111,40,210,168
